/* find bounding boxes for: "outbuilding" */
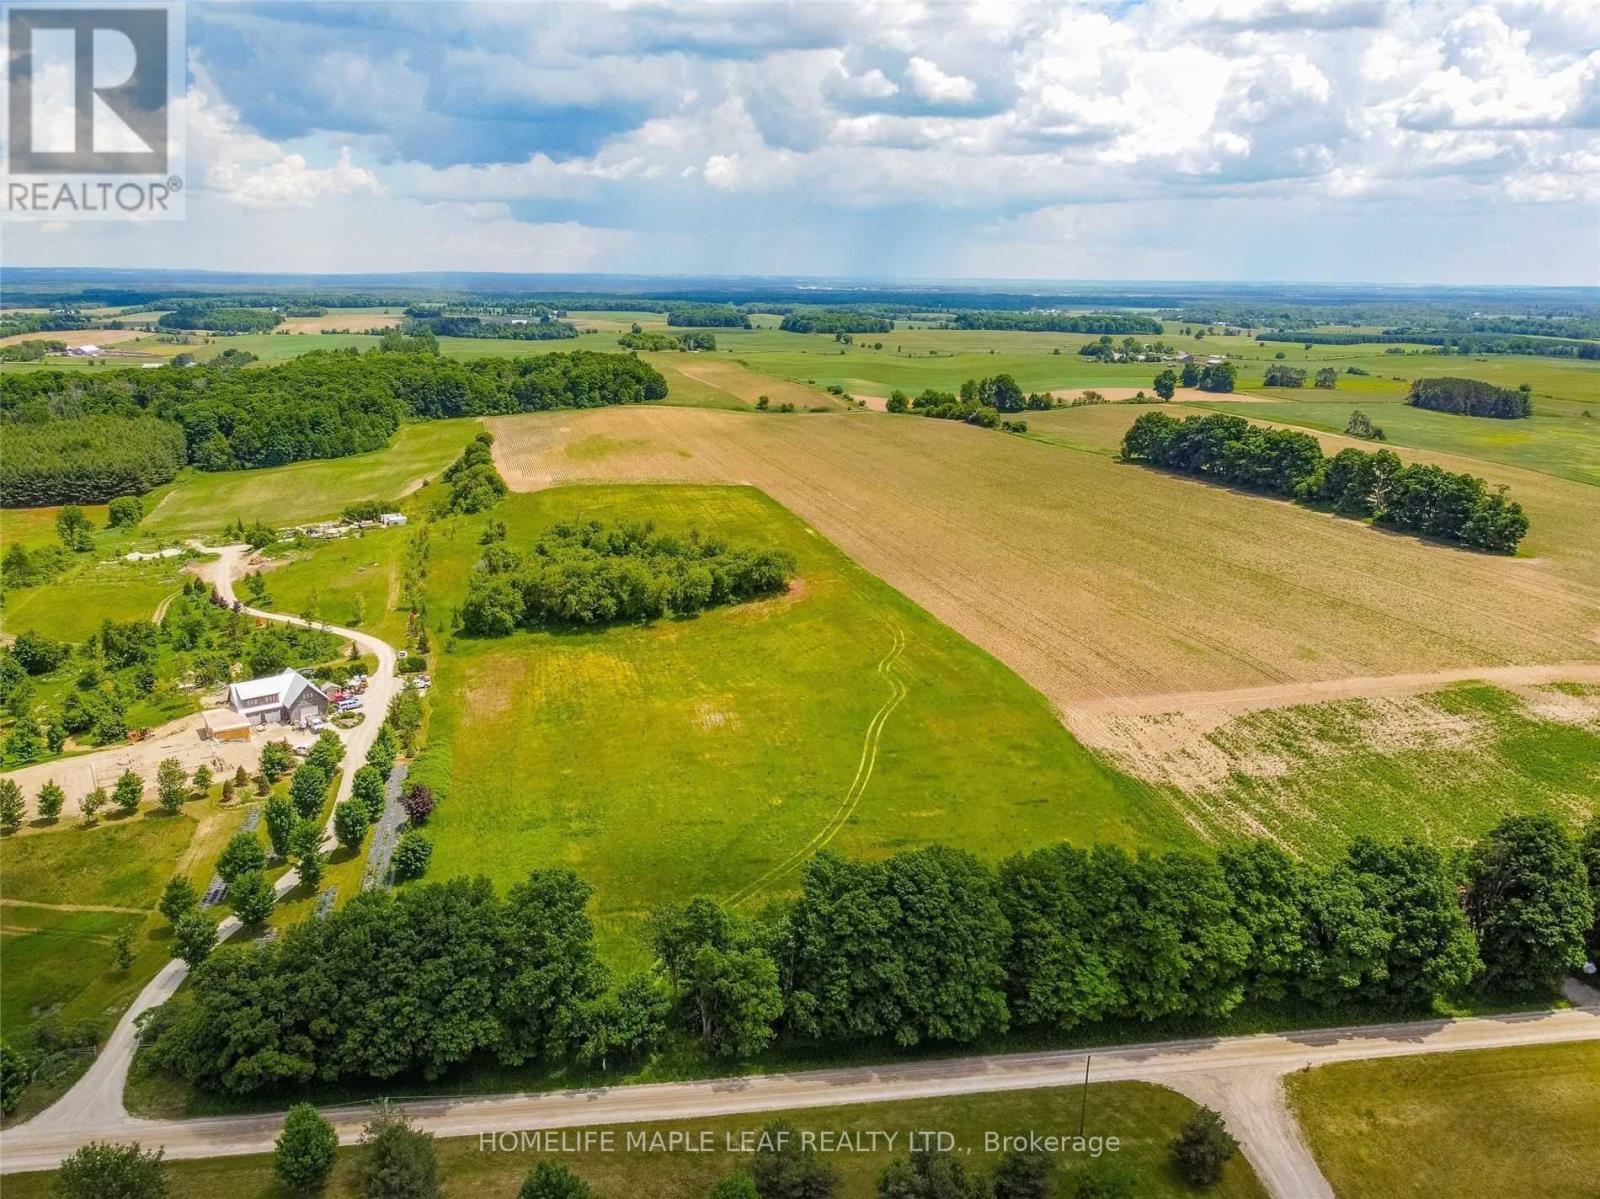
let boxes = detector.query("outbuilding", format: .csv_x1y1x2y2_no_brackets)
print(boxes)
226,668,331,727
201,707,253,743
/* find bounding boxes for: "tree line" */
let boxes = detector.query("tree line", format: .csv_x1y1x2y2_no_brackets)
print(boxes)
132,815,1597,1101
0,349,667,506
952,312,1163,334
403,315,579,340
1121,411,1529,552
460,519,796,634
1258,330,1600,359
1407,376,1533,419
156,304,283,333
665,305,751,328
779,310,895,335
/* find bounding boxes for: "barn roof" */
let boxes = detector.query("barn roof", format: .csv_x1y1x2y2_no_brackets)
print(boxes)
227,668,329,710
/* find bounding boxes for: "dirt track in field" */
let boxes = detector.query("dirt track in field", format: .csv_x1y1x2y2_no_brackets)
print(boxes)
488,406,1600,711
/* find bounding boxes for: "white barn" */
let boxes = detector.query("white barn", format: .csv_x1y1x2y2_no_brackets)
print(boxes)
226,669,331,727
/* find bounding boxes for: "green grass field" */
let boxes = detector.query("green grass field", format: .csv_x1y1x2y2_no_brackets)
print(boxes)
0,554,189,641
1192,396,1600,486
139,419,483,537
0,801,250,1122
8,1082,1267,1198
1287,1042,1600,1198
410,484,1176,966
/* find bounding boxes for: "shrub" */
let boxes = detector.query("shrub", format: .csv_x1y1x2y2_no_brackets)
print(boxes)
112,770,144,814
229,870,276,926
399,783,435,824
391,830,432,881
1,1040,28,1116
1171,1106,1237,1186
275,1103,339,1191
290,764,331,820
107,496,145,527
36,780,66,822
173,912,217,965
353,764,388,822
216,830,267,882
158,876,198,925
334,799,371,852
517,1160,595,1199
357,1103,439,1199
55,1142,168,1199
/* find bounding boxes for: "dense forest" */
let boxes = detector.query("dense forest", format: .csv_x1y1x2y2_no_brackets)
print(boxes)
0,415,189,505
402,315,578,340
460,519,795,633
664,305,751,328
135,816,1598,1092
1408,376,1533,418
156,305,283,333
0,349,668,506
778,309,895,335
0,310,92,338
950,311,1164,334
1121,411,1528,552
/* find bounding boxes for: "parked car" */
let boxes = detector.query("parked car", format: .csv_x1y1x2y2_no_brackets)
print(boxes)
336,697,364,712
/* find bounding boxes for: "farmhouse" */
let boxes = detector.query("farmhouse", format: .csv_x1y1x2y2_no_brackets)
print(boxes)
226,668,330,727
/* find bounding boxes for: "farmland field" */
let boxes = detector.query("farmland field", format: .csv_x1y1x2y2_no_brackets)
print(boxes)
140,419,482,536
0,554,189,642
1077,681,1600,857
1189,394,1600,485
414,484,1173,964
5,1081,1267,1198
1287,1042,1600,1198
487,406,1600,706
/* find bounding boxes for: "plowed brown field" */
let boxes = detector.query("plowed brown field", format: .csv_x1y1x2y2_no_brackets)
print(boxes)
488,406,1600,711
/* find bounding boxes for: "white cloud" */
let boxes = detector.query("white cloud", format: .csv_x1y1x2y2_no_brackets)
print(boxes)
186,67,379,209
905,57,977,104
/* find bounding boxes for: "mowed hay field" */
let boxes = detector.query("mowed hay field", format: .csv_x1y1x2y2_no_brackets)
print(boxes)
487,406,1600,707
1287,1043,1600,1199
417,484,1174,965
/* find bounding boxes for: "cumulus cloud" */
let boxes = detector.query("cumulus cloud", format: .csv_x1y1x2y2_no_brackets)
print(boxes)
905,56,978,104
187,68,379,208
4,0,1595,281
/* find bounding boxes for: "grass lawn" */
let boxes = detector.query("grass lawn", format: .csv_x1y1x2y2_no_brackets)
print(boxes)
263,525,413,647
0,553,189,641
140,419,484,537
0,798,252,1123
8,1082,1268,1198
412,484,1175,967
1286,1042,1600,1198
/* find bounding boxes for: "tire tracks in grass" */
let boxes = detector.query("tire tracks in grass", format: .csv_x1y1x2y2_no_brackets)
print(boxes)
728,620,908,906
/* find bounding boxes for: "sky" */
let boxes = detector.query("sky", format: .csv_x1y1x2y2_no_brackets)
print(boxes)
4,0,1599,285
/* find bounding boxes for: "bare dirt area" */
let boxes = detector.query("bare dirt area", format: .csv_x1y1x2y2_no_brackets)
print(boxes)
1,712,312,822
669,358,845,409
0,328,147,349
488,406,1600,710
276,312,403,333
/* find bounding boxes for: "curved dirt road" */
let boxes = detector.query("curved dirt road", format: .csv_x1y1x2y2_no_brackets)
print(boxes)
5,543,401,1140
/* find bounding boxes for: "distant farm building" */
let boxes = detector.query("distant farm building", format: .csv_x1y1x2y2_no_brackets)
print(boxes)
226,669,330,727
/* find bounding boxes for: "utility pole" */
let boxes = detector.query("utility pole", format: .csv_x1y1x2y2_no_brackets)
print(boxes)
1078,1053,1092,1138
